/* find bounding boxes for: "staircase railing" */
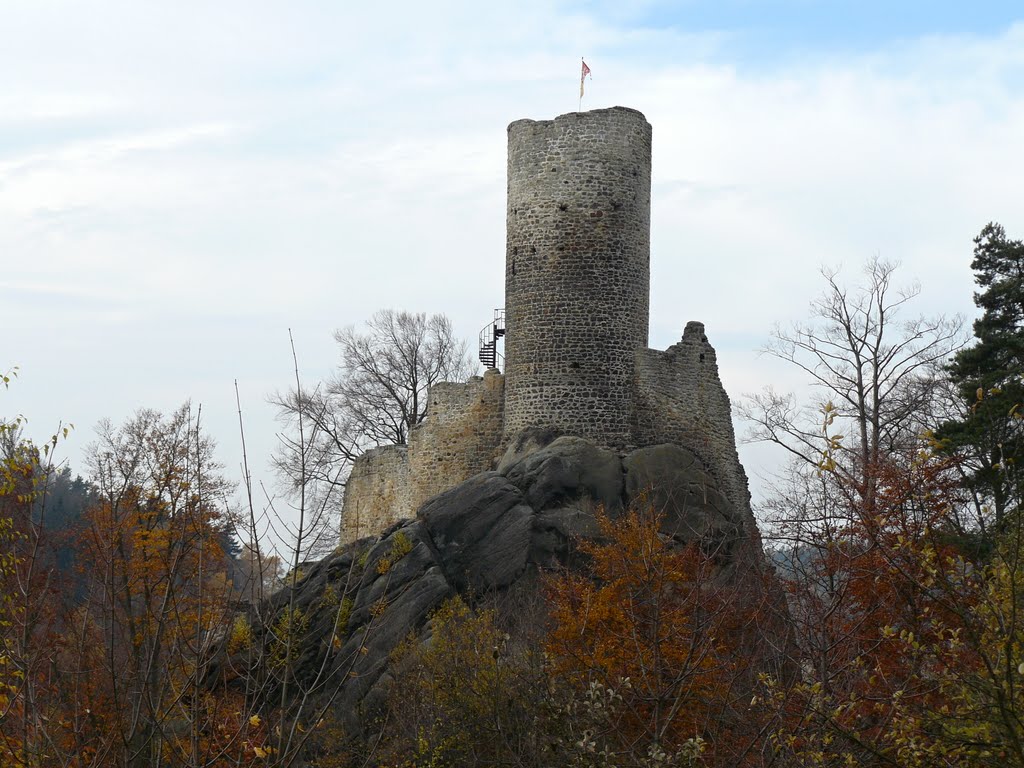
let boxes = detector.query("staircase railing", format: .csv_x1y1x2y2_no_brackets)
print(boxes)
478,308,506,370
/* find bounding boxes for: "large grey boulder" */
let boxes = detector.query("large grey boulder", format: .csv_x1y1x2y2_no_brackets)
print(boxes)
623,444,741,552
418,472,533,592
501,435,624,513
347,521,448,630
529,506,603,569
495,426,563,473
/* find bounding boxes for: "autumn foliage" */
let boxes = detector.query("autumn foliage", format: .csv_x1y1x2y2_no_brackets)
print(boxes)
0,405,273,768
544,508,779,767
760,451,1024,767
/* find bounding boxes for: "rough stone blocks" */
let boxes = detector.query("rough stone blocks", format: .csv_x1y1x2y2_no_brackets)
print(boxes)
503,107,652,449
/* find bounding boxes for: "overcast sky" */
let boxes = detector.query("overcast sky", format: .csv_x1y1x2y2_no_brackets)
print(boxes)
4,1,1024,536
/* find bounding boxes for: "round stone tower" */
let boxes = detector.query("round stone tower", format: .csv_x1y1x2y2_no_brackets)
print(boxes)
503,106,652,448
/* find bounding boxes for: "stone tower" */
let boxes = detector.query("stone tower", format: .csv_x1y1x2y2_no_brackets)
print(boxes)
502,107,652,448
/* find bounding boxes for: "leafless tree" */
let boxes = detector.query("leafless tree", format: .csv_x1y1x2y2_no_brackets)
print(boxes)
740,258,965,672
331,310,475,447
272,310,475,554
740,259,968,762
740,257,964,518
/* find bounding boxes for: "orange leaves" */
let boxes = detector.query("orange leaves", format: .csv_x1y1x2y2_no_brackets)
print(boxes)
544,507,762,763
766,453,1006,764
549,512,712,676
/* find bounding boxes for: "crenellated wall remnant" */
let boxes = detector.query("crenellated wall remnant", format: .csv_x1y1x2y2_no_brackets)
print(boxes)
339,371,506,544
633,321,751,514
339,445,413,544
408,370,505,508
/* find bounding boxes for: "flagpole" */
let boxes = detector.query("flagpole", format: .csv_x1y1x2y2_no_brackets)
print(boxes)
578,57,583,111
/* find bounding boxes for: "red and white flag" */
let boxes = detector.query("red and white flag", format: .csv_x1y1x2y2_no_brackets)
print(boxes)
580,59,591,99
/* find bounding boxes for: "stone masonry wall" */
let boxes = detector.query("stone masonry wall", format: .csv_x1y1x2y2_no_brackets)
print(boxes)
339,445,413,544
503,106,651,449
408,370,505,509
633,321,752,514
340,372,506,543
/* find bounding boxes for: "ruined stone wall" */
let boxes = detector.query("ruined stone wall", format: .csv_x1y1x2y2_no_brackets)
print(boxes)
340,372,506,543
503,106,652,449
633,321,751,513
340,322,753,545
339,445,412,544
408,370,505,508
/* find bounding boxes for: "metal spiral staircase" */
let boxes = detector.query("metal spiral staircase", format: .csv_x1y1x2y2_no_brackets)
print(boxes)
478,309,505,370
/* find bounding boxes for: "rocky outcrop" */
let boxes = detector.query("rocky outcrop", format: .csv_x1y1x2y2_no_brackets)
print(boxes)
419,473,533,593
212,434,771,736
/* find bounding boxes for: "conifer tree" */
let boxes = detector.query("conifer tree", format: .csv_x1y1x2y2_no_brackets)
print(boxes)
938,222,1024,530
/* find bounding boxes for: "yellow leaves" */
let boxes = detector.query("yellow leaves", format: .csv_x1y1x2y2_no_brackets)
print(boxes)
356,548,370,569
390,531,413,560
816,402,846,475
335,596,353,636
381,596,526,764
268,607,309,670
0,366,18,388
247,714,276,758
320,583,339,607
369,597,389,619
227,615,253,654
377,532,414,574
817,453,837,473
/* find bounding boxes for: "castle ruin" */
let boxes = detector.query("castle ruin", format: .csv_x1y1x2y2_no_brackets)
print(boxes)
340,106,750,542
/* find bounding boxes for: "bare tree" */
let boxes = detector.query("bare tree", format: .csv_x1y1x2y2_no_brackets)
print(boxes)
740,257,964,517
740,258,964,684
741,259,968,764
272,310,475,553
331,310,475,447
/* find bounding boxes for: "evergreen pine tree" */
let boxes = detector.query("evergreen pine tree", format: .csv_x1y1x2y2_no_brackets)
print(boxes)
938,222,1024,529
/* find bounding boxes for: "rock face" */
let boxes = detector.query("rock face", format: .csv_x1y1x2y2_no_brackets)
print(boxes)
218,434,769,735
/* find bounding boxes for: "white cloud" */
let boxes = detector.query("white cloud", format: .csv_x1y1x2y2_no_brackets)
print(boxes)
0,123,235,214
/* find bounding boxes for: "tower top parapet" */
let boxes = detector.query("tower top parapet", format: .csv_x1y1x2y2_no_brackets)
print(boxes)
508,105,649,131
